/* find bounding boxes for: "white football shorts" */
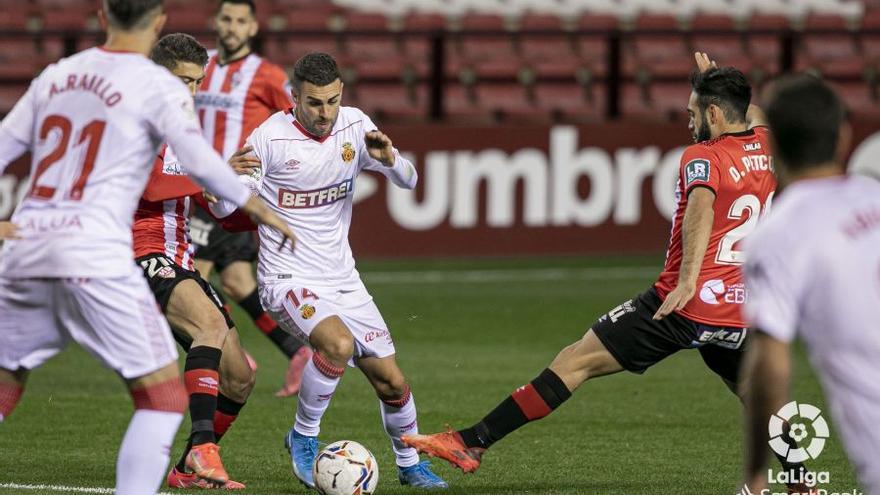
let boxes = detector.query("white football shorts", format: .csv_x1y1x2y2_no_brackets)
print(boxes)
0,265,178,379
260,282,395,365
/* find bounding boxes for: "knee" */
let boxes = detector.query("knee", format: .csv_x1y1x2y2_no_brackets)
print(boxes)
317,334,354,365
221,279,247,302
374,375,408,401
191,312,230,347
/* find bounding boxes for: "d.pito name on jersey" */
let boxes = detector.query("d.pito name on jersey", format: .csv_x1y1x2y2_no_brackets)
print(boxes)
278,179,353,209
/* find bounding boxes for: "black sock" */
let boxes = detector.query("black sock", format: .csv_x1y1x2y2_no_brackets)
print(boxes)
239,288,302,358
179,345,222,469
459,368,572,449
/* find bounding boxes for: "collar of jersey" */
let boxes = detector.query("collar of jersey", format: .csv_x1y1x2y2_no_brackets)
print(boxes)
289,110,333,143
97,46,141,55
720,128,755,138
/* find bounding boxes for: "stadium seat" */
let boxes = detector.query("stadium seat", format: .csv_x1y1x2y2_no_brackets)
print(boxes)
353,83,428,122
624,35,693,78
575,36,609,76
534,83,605,122
797,33,863,78
831,81,880,120
0,84,28,114
621,82,689,121
444,83,496,123
263,37,344,66
0,39,42,78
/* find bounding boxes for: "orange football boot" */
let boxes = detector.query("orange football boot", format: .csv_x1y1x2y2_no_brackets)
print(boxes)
185,442,229,485
402,429,485,473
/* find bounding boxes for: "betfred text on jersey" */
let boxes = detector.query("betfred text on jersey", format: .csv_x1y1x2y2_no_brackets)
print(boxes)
278,179,353,209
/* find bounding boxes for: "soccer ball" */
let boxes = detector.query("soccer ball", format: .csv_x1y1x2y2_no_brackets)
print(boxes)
312,440,379,495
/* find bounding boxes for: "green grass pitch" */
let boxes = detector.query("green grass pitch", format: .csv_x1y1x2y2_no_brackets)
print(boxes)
0,256,862,494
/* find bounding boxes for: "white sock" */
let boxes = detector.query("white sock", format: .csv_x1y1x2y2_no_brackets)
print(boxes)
294,358,341,437
115,409,183,495
380,390,420,468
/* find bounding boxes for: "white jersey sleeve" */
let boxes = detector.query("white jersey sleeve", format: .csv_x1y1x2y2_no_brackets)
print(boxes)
0,79,38,173
144,76,250,208
356,112,417,189
208,126,266,218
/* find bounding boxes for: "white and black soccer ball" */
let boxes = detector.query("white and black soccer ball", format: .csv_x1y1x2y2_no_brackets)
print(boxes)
312,440,379,495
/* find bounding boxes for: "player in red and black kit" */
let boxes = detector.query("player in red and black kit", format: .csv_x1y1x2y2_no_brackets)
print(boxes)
403,54,813,494
133,33,261,490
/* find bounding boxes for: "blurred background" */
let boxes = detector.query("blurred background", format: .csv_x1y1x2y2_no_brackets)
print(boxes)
0,0,877,257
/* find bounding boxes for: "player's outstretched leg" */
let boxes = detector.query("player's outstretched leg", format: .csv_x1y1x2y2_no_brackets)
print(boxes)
117,364,187,495
163,280,236,487
220,261,311,397
358,355,448,489
403,329,622,473
0,368,27,423
286,316,352,488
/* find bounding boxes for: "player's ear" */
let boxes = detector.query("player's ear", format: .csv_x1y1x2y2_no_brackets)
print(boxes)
97,9,108,30
153,13,167,36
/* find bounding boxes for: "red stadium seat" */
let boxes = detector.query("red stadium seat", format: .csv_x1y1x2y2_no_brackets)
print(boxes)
534,83,605,122
0,84,29,115
0,39,42,78
621,82,689,121
353,83,428,122
399,12,448,31
578,13,619,31
624,36,693,78
576,36,609,76
519,13,567,31
831,82,880,120
797,34,863,77
444,83,496,124
263,37,343,67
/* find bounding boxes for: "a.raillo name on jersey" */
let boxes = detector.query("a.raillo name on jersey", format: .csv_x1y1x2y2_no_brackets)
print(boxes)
278,179,353,209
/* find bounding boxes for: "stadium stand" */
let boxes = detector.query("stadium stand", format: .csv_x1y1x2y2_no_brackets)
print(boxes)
0,0,875,123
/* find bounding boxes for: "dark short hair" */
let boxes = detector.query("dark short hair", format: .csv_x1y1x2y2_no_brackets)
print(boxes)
690,67,752,123
293,53,340,89
150,33,208,70
103,0,162,29
766,74,845,171
218,0,256,15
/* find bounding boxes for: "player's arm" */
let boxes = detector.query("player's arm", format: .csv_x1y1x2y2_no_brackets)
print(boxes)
653,186,716,319
694,52,766,129
0,80,37,173
741,330,791,492
0,221,19,240
362,130,418,189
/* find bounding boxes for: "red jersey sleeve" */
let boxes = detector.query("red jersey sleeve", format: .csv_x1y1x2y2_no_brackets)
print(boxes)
257,63,294,113
142,146,203,202
679,144,722,196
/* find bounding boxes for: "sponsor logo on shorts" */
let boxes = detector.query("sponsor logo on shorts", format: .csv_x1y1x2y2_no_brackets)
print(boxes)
685,158,710,186
156,266,175,279
300,304,316,320
278,179,353,209
364,329,390,343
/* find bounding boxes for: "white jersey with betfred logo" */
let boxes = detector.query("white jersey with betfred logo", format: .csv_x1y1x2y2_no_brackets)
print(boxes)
743,175,880,494
213,106,417,290
0,47,251,278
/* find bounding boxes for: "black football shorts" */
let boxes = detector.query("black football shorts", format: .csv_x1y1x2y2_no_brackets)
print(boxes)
136,253,234,350
190,207,258,271
591,287,747,384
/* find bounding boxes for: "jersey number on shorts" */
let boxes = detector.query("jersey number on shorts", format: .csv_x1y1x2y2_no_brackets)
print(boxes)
716,192,774,265
139,256,172,278
30,115,106,200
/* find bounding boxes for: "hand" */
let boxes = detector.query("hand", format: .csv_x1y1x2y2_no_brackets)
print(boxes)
240,196,295,252
0,221,20,240
365,130,395,167
229,146,262,176
653,282,696,320
203,191,218,204
695,52,717,73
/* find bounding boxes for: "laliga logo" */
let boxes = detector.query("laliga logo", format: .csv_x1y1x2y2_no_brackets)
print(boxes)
769,401,829,463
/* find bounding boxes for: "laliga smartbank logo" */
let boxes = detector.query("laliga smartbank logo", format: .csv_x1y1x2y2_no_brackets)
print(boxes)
738,402,863,495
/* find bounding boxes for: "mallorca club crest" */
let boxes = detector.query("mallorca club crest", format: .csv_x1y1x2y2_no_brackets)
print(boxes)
300,304,316,320
341,142,356,163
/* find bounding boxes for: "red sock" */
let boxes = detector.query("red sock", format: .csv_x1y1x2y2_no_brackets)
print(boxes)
0,383,24,421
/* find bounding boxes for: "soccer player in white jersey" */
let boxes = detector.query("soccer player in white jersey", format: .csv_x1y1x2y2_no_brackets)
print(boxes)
0,1,293,493
192,0,311,397
742,76,880,494
210,52,448,490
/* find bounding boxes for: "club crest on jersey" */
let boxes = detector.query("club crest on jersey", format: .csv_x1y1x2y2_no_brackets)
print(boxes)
300,304,316,320
231,71,243,89
685,158,711,186
341,142,356,163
